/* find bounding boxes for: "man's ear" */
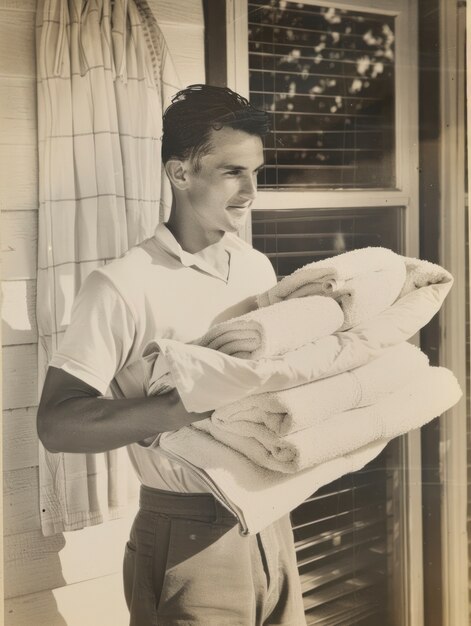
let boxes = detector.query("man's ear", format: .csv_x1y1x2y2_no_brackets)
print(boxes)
165,159,189,190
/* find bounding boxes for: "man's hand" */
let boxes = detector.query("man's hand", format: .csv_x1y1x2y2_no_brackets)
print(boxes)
37,367,212,454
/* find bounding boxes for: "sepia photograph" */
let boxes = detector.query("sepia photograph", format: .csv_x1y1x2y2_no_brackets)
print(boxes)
1,0,469,624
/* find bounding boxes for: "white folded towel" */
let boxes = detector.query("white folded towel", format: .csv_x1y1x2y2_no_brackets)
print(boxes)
211,342,429,436
193,366,462,473
197,296,344,359
158,427,390,535
257,247,406,330
156,259,453,412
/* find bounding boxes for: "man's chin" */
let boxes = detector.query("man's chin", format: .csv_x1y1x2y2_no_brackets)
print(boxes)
226,211,249,230
227,218,248,233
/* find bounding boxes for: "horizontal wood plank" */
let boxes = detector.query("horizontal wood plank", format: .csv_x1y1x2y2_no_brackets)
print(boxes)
2,343,38,410
3,407,38,472
0,9,35,78
0,76,37,145
150,0,203,25
5,572,129,626
2,211,37,280
5,515,136,598
158,23,205,87
2,280,38,345
0,1,36,10
4,466,41,535
0,144,38,211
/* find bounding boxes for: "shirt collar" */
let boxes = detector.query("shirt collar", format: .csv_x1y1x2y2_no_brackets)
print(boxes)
153,223,232,281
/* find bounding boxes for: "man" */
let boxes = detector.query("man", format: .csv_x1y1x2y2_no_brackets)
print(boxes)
37,84,306,625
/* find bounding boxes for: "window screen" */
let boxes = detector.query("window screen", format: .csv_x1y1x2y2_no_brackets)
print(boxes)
248,0,396,189
252,206,404,625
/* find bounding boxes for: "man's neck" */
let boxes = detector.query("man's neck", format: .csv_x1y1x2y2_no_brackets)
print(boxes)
166,205,224,254
165,206,230,280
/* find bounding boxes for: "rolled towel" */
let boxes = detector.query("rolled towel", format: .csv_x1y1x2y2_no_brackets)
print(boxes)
158,426,390,535
257,246,406,330
197,296,344,359
212,342,429,436
397,256,453,299
193,366,462,473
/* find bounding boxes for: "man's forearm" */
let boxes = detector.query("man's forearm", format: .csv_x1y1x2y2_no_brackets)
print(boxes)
38,389,208,454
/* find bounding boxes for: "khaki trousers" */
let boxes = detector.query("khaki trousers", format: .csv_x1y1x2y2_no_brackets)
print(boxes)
123,485,307,625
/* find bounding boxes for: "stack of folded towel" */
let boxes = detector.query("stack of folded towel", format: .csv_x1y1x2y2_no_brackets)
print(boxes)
139,248,462,535
153,255,454,413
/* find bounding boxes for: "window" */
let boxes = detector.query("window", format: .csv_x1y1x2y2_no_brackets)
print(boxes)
226,1,421,624
248,1,396,189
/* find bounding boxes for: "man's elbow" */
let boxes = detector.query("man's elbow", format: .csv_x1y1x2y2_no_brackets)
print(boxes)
37,403,63,453
36,367,102,453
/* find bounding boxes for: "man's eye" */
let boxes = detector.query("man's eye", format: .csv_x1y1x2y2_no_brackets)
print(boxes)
226,170,241,176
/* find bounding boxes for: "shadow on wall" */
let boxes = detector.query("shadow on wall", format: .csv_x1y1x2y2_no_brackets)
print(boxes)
6,592,68,626
4,527,68,625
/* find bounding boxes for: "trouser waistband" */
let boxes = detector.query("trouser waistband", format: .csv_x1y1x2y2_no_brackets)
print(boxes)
139,485,237,524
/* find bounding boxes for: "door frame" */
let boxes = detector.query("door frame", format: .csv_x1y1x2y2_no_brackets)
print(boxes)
437,0,468,624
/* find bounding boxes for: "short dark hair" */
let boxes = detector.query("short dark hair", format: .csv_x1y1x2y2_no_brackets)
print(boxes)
162,84,270,170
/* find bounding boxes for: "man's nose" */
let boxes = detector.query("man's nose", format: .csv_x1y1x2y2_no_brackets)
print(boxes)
239,173,257,200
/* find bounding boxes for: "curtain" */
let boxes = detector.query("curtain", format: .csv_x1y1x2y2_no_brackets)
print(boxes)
36,0,181,536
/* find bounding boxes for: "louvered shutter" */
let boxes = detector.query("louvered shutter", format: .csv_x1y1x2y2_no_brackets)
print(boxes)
252,206,404,624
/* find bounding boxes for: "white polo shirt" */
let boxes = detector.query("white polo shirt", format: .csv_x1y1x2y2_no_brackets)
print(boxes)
50,223,277,492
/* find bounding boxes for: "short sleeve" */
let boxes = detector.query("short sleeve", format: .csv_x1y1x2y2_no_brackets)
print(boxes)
264,254,277,288
255,249,278,290
49,271,136,395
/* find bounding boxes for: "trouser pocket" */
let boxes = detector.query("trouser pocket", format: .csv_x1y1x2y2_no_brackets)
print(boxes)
123,539,136,610
123,511,172,626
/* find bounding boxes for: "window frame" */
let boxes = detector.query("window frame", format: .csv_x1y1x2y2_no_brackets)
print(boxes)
226,2,423,625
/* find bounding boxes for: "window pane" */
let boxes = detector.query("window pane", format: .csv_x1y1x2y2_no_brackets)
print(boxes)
252,205,404,277
248,0,396,189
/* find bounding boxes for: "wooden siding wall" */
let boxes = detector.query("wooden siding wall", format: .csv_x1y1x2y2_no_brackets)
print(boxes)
1,1,205,624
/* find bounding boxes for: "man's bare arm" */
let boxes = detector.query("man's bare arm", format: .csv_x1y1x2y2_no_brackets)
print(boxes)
37,366,211,454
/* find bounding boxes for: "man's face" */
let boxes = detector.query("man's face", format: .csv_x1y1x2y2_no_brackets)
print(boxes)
183,126,264,234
